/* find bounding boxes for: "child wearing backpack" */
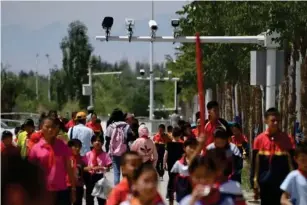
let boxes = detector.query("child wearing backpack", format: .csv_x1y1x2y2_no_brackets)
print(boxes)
106,118,132,185
131,124,158,166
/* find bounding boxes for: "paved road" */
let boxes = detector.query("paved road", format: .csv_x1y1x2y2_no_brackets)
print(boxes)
82,169,259,205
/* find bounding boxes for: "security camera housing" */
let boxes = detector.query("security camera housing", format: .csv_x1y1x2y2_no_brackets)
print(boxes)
171,19,180,28
140,69,145,76
148,20,158,31
102,17,114,30
125,18,135,28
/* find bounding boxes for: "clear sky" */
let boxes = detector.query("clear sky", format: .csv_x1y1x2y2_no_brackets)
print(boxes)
1,1,187,75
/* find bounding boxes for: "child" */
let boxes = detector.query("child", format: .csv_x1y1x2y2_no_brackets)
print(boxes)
250,108,295,205
107,151,143,205
17,118,35,158
131,125,158,166
230,123,249,158
171,137,198,203
183,122,196,141
207,127,243,183
120,164,165,205
204,101,232,147
83,134,112,205
179,149,246,205
1,130,20,157
67,139,85,205
154,124,171,180
280,140,307,205
29,117,76,205
167,125,173,140
163,127,184,204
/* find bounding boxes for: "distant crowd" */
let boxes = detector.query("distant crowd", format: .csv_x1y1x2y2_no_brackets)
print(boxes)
1,101,307,205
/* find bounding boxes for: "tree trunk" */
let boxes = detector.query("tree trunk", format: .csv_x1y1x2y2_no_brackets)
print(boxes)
254,86,263,132
288,47,298,137
225,82,233,121
301,56,307,139
249,86,256,143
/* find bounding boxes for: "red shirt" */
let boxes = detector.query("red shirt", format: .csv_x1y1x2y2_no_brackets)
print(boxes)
1,142,20,157
253,129,295,153
107,177,164,205
231,135,248,146
86,121,102,132
192,128,199,137
65,120,75,130
153,133,171,144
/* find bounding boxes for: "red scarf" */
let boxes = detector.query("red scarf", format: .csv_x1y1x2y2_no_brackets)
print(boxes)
91,149,102,166
298,169,307,178
42,143,55,169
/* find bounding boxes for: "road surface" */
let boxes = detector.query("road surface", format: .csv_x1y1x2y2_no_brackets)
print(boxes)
82,169,258,205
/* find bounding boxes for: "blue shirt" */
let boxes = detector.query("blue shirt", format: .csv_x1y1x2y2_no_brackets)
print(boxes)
68,124,94,156
280,170,307,205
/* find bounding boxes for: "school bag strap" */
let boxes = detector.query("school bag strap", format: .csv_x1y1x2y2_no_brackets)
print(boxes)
70,126,74,140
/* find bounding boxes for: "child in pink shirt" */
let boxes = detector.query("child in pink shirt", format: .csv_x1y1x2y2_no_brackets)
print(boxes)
83,134,112,205
131,125,158,166
29,117,76,205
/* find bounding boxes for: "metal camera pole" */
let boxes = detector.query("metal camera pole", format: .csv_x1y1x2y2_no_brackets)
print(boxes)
149,0,154,120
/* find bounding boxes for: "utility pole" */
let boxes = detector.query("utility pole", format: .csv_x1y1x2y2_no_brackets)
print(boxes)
46,54,51,102
35,54,39,100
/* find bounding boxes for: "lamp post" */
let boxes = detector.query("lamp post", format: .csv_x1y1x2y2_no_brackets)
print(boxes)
46,54,51,102
35,54,39,100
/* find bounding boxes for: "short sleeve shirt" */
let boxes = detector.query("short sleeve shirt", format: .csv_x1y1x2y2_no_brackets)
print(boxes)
280,170,307,205
83,151,112,174
29,138,71,191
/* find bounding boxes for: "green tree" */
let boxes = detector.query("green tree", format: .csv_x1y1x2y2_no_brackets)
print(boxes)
60,20,93,109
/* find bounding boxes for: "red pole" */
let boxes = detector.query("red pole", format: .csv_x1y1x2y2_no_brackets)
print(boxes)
195,33,206,134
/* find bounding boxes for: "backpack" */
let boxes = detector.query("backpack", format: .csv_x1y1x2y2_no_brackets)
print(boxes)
109,122,128,156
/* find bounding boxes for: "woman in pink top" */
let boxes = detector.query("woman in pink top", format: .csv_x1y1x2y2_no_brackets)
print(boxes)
131,125,158,166
29,117,76,205
83,134,112,205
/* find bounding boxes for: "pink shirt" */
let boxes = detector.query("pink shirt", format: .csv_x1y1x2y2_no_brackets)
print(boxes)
29,138,71,191
131,137,158,166
83,150,112,174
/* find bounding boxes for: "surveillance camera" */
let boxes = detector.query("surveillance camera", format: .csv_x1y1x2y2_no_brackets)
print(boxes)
167,70,172,75
102,17,114,30
125,18,135,29
140,69,145,76
171,19,180,28
148,20,158,31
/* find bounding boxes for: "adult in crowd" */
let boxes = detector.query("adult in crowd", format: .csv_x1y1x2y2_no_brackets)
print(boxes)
86,112,103,133
86,106,95,123
105,108,133,185
65,111,77,130
68,112,94,156
170,109,180,128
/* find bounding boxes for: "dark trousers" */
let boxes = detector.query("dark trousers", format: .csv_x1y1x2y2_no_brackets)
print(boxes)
167,171,176,201
50,189,70,205
84,173,106,205
68,186,84,205
156,153,165,177
260,184,282,205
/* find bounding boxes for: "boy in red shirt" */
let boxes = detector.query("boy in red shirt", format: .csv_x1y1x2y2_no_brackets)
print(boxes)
250,108,296,205
1,130,20,157
107,151,165,205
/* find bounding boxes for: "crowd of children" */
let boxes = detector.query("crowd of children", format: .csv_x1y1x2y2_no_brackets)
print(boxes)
1,102,307,205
